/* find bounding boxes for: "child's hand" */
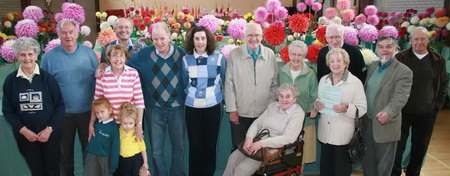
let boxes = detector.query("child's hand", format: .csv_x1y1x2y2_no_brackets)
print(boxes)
143,162,149,170
88,121,95,142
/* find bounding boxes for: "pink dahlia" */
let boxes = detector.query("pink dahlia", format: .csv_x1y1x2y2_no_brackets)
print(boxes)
274,7,288,20
263,25,286,46
23,6,44,23
387,16,395,24
181,7,190,14
266,0,282,12
0,40,16,62
197,15,220,33
97,29,118,45
389,11,396,17
254,7,269,21
359,24,378,42
364,5,378,16
220,44,238,60
273,20,285,28
55,13,64,22
44,39,61,52
343,26,359,45
426,7,435,14
395,12,402,19
296,3,307,12
312,2,322,12
355,14,366,25
379,26,399,38
324,8,338,20
82,41,93,48
367,15,379,26
337,0,351,10
15,19,39,38
305,0,315,6
227,18,247,40
62,3,85,24
342,9,355,23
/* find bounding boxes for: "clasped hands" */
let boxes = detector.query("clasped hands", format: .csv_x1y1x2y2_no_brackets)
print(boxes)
243,137,262,155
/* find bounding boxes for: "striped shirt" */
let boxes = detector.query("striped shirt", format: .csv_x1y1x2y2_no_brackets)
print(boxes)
94,65,145,122
182,51,226,108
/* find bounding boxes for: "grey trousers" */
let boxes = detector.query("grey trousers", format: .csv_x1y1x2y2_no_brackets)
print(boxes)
362,117,398,176
223,150,261,176
83,153,113,176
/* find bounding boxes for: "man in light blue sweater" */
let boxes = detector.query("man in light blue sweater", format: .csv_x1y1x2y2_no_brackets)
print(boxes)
41,19,98,176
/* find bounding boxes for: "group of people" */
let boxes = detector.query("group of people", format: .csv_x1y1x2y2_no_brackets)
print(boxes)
2,15,447,176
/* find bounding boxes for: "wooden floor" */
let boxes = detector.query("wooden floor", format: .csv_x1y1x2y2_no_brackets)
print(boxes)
306,109,450,176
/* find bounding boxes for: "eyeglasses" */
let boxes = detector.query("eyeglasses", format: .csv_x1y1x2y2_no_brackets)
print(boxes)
246,34,261,38
326,35,342,41
110,54,126,58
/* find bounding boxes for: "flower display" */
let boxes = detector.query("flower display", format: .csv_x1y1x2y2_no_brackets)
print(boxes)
97,29,117,45
0,40,16,62
263,25,286,46
273,20,285,28
379,26,398,38
410,16,420,25
288,14,309,33
325,8,338,19
364,5,378,16
446,23,450,30
354,14,366,25
280,45,290,63
315,25,328,45
359,24,378,42
254,7,268,21
15,19,39,38
305,0,315,6
318,16,329,26
436,17,449,28
306,44,323,63
297,3,307,12
44,39,60,52
23,6,44,23
435,8,446,18
342,9,355,23
367,15,380,26
220,44,238,60
198,15,220,33
274,7,288,20
227,18,247,39
266,0,282,12
360,48,379,65
407,25,417,33
80,25,91,36
343,26,359,45
62,2,85,24
100,22,112,31
312,2,322,12
55,13,64,22
337,0,351,10
107,15,118,27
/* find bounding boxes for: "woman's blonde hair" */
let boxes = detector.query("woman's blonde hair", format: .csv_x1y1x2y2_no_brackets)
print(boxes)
325,48,350,68
119,102,137,122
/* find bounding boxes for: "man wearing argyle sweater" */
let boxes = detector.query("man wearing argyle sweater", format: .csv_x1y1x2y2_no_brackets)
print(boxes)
127,23,186,176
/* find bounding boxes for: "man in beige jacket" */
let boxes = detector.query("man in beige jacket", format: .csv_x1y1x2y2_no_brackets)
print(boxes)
224,23,278,149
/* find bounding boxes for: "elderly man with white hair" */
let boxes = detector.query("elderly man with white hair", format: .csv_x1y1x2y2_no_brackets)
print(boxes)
392,26,448,176
41,19,98,176
317,23,366,82
224,23,278,151
127,22,186,176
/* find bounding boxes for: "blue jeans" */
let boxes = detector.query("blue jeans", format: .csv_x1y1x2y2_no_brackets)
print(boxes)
145,106,186,176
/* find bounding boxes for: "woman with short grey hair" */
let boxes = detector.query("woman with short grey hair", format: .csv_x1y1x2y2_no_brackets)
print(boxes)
278,40,319,165
2,37,65,176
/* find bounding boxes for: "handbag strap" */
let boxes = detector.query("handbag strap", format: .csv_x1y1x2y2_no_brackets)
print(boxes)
354,108,360,132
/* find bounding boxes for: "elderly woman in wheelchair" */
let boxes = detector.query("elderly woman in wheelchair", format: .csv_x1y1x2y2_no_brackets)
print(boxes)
223,83,306,176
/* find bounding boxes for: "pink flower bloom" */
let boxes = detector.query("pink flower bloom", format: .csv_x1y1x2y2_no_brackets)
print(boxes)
55,13,64,22
266,0,282,12
0,40,16,62
426,7,435,14
296,3,307,12
23,6,44,23
381,12,388,18
305,0,315,6
44,39,61,52
364,5,378,16
97,29,118,45
312,2,322,12
220,44,238,60
342,9,355,23
379,25,398,38
343,26,359,45
325,7,338,20
254,7,268,21
15,19,39,38
274,7,288,20
63,3,85,24
336,0,351,10
389,11,396,17
181,7,190,14
354,14,366,25
359,24,378,42
273,20,285,28
82,41,93,48
62,2,70,11
227,18,247,39
367,15,379,25
395,12,402,19
387,16,395,24
197,15,220,33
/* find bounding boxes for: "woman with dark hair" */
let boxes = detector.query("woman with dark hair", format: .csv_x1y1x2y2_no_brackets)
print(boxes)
181,26,226,176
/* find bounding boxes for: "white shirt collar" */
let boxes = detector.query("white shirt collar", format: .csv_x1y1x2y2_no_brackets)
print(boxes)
277,103,297,115
155,45,174,59
115,39,133,49
193,49,208,58
99,118,114,124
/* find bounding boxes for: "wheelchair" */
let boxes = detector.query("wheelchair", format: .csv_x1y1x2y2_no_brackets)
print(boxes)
253,121,306,176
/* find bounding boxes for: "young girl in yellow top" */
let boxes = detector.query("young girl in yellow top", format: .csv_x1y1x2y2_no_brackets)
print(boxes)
118,102,149,176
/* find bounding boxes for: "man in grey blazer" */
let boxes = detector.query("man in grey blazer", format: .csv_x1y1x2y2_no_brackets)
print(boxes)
362,35,413,176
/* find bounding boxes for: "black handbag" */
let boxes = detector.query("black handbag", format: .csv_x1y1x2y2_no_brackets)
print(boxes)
237,129,270,161
347,109,366,163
